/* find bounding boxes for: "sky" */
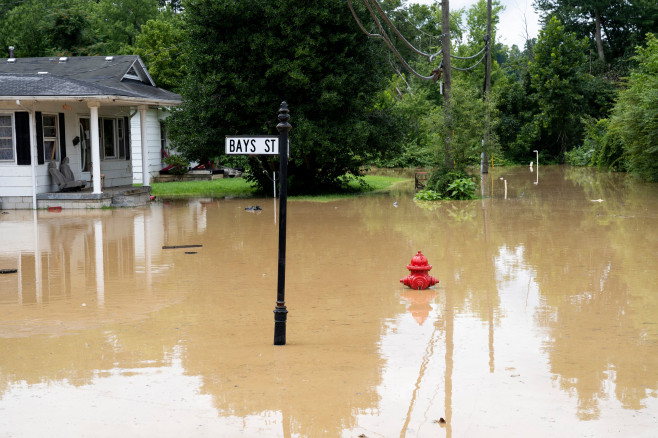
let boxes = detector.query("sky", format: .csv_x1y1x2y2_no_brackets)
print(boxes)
408,0,541,48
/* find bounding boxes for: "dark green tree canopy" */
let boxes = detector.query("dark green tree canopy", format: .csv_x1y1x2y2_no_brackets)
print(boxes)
168,0,396,194
534,0,658,67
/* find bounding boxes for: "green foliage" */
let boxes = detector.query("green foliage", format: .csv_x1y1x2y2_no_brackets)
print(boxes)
0,0,164,57
609,33,658,181
414,189,443,201
373,85,437,168
495,17,616,163
570,117,625,170
163,154,189,176
446,177,477,200
426,168,478,199
168,0,392,195
414,170,477,201
534,0,658,66
92,0,160,54
127,11,186,90
528,17,590,158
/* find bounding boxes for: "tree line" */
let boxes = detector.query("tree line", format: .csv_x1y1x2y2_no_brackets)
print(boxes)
1,0,656,193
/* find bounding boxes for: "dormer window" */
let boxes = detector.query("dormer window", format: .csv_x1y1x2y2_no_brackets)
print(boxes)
124,66,139,80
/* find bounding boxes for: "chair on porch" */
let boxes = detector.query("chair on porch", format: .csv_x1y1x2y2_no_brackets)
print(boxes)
48,160,86,192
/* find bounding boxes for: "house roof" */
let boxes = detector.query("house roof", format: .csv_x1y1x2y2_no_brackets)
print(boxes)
0,55,181,106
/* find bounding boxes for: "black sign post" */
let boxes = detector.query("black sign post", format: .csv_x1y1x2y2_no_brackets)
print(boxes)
274,102,291,345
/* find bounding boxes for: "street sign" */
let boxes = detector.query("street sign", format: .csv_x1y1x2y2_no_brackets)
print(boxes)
225,136,278,155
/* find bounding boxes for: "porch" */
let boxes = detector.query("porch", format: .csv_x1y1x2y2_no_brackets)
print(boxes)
36,185,151,210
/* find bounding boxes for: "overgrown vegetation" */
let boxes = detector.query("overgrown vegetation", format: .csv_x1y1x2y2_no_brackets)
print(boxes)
2,0,656,186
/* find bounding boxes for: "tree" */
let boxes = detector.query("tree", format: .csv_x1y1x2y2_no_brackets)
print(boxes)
534,0,658,66
167,0,394,194
609,34,658,181
0,0,53,57
527,17,590,159
128,11,186,91
92,0,160,53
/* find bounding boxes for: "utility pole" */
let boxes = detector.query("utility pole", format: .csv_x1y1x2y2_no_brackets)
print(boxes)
441,0,452,169
481,0,492,174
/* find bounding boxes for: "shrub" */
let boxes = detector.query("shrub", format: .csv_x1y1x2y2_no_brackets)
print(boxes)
163,154,189,176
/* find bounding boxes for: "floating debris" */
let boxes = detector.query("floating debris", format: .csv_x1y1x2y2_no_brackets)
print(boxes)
162,244,203,249
184,251,197,254
0,269,18,274
591,199,604,202
433,418,447,428
245,206,262,212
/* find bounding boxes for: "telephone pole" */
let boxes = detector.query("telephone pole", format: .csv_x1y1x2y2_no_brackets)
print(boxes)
481,0,492,174
441,0,452,169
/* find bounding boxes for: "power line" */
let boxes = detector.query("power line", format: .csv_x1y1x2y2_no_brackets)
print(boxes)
347,0,440,81
347,0,489,82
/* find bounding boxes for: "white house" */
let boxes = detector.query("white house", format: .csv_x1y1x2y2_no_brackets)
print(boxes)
0,53,180,210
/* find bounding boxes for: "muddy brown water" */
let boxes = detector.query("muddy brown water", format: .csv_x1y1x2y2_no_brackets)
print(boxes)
0,165,657,437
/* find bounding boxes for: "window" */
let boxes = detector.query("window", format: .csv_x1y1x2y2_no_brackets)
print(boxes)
42,114,58,162
117,118,125,158
0,114,14,161
79,116,127,163
102,118,116,158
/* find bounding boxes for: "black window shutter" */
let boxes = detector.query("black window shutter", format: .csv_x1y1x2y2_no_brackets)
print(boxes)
14,112,31,165
124,116,131,160
59,113,66,160
35,112,44,165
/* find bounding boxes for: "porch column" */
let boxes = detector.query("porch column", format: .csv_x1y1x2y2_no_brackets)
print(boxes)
89,102,102,194
139,105,150,187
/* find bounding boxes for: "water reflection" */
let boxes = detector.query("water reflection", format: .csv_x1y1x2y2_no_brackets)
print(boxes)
0,166,657,436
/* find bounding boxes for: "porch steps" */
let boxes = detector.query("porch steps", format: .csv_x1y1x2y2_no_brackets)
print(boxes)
36,186,151,209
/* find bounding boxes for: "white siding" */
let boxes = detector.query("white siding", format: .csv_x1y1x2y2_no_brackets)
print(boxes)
131,109,165,184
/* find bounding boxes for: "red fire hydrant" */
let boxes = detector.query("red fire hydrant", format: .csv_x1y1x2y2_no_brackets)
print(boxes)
400,251,439,290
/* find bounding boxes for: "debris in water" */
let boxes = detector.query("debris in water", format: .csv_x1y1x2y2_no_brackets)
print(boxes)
433,418,447,427
591,199,604,202
393,201,398,207
0,269,18,274
184,251,197,254
162,244,203,249
245,206,262,212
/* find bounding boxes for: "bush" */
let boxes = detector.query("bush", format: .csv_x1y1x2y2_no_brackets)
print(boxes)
446,178,477,200
419,168,478,200
414,189,443,201
163,154,189,176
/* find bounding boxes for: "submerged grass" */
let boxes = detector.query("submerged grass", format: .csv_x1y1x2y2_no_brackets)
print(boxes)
149,175,409,200
150,178,256,198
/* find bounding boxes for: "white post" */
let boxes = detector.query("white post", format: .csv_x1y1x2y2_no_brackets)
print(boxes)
139,105,150,187
89,102,102,194
28,110,38,209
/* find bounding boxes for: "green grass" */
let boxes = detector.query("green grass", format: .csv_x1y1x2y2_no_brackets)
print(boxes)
150,178,256,198
149,175,410,200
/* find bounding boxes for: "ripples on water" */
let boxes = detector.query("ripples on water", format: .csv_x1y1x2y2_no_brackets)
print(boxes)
0,166,657,437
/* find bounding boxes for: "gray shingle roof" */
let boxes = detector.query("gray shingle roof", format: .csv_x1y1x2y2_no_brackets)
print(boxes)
0,55,180,105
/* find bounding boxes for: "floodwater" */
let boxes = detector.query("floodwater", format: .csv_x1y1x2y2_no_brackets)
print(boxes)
0,165,657,437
